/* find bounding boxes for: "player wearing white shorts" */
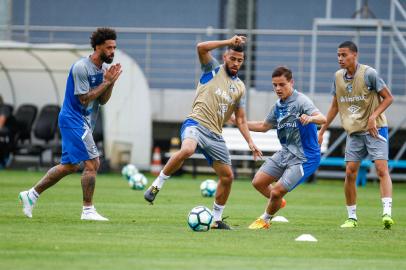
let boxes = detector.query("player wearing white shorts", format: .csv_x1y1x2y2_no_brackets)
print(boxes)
318,41,394,229
144,36,262,230
18,28,122,221
239,66,326,229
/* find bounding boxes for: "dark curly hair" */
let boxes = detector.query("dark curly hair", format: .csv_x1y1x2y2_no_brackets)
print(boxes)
90,28,117,50
227,44,245,53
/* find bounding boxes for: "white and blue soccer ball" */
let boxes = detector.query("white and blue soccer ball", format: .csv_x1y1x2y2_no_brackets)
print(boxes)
187,206,213,232
121,164,139,181
128,173,148,190
200,179,217,197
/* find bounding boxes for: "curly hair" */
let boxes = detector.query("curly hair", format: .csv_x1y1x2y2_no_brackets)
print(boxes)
227,44,245,53
90,28,117,50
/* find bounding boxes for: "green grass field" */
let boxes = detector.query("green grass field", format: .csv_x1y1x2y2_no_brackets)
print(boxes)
1,170,405,270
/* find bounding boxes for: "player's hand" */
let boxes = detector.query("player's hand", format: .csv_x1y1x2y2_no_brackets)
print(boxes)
229,35,246,47
104,63,122,84
249,142,263,161
317,131,324,145
367,115,378,138
299,114,313,125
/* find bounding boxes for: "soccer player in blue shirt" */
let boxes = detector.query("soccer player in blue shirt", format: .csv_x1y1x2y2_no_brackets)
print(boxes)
245,66,326,229
18,28,122,221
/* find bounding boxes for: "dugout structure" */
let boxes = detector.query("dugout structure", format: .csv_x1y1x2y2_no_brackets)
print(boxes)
0,41,151,169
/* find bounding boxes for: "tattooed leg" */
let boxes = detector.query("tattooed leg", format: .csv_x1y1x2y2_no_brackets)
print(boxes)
34,164,79,194
81,158,100,206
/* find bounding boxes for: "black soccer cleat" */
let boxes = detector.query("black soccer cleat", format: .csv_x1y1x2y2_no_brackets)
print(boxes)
144,186,160,204
211,220,232,230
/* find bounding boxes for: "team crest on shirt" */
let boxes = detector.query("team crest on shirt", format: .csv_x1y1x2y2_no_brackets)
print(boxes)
229,84,236,93
346,84,353,93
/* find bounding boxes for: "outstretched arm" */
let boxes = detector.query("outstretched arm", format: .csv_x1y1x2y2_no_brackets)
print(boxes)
234,107,263,160
197,35,246,65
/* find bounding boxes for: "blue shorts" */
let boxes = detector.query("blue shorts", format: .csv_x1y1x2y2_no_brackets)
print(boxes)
60,127,99,165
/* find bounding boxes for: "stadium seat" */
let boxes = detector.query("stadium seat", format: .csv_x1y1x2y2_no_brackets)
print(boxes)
13,104,38,144
13,104,60,167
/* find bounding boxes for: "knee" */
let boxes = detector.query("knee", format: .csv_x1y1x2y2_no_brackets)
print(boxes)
345,167,358,180
376,165,389,179
178,147,195,159
61,164,80,175
252,178,262,189
84,159,100,174
219,171,234,185
270,189,283,200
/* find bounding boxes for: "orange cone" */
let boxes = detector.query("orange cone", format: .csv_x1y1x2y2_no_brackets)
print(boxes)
151,147,162,176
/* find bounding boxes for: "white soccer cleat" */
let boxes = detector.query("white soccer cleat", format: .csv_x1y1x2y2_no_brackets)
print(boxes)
18,190,34,218
81,208,109,221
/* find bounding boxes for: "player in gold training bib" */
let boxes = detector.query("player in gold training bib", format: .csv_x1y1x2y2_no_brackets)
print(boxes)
144,36,262,229
318,41,394,229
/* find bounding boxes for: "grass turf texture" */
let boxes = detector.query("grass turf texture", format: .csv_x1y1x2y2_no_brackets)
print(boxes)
1,170,405,270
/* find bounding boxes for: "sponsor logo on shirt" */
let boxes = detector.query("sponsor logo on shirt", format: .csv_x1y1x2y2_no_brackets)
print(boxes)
215,88,233,104
277,121,297,129
339,95,366,103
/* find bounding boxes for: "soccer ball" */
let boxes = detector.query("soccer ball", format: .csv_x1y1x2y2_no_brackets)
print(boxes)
200,179,217,197
187,206,213,232
121,164,139,180
128,173,148,190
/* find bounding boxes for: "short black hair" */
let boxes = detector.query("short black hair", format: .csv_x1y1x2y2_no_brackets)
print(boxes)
90,27,117,50
272,66,293,81
338,41,358,53
227,44,245,53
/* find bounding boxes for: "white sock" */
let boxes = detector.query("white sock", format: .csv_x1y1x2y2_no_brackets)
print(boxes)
83,205,95,212
28,188,39,204
260,212,272,222
346,205,357,220
382,197,392,216
152,171,170,189
212,202,225,221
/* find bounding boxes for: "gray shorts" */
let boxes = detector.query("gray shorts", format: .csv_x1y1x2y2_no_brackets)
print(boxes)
181,121,231,166
345,131,389,161
259,150,320,191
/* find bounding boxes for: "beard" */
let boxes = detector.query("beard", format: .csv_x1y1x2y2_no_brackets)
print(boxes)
225,65,238,77
101,52,114,64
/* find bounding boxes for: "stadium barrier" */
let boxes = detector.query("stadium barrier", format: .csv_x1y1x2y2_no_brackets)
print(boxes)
318,157,406,186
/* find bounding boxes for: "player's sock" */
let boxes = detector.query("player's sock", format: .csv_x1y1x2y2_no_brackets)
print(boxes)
346,205,357,220
260,212,273,223
151,171,170,189
212,202,225,221
381,197,392,216
28,188,39,204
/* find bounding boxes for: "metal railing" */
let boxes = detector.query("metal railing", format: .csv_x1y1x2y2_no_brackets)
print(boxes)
1,24,406,96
